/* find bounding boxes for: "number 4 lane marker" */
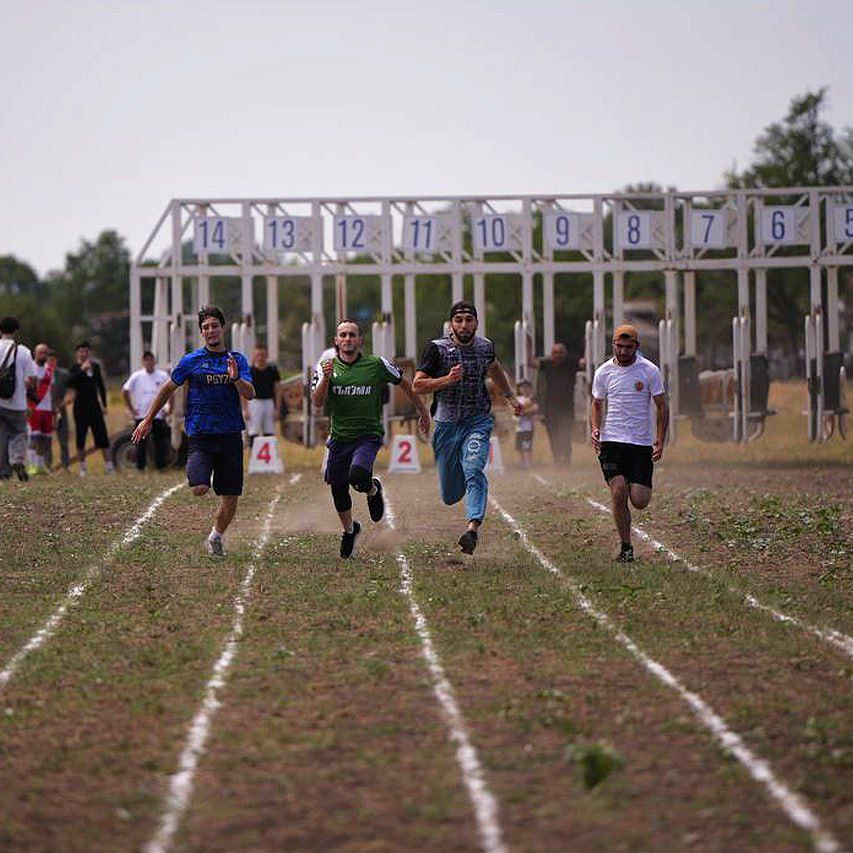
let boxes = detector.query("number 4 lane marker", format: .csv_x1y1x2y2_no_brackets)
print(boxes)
493,493,840,853
384,491,506,853
531,474,853,660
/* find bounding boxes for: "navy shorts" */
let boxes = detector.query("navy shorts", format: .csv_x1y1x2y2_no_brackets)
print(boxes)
324,435,382,487
187,432,244,496
598,441,654,488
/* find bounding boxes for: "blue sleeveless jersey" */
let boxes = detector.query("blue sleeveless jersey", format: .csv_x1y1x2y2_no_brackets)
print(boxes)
171,347,251,435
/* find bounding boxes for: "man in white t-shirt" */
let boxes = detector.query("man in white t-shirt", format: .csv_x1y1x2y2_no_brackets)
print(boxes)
590,324,668,562
122,351,171,470
0,315,37,481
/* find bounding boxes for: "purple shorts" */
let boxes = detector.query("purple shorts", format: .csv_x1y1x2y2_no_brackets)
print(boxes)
324,435,382,487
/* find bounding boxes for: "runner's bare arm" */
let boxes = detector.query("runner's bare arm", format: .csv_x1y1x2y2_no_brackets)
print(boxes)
399,377,431,435
589,397,603,453
652,392,668,461
312,359,333,408
226,355,255,400
132,379,178,443
412,366,462,394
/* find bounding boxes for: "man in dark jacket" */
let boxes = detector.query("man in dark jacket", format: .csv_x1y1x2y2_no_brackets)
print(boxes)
66,341,113,476
536,341,576,465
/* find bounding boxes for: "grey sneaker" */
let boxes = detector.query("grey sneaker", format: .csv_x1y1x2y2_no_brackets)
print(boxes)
206,533,225,557
340,521,361,559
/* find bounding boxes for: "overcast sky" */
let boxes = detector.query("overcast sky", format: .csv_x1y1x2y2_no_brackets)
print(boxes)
1,0,850,275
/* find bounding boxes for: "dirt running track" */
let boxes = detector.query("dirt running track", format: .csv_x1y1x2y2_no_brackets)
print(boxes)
0,448,849,851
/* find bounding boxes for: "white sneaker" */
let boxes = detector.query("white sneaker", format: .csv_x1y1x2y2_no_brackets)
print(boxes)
206,532,224,557
79,465,87,478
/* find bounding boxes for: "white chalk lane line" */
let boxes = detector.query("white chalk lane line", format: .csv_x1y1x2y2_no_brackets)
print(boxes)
532,473,853,660
492,494,841,853
384,490,507,853
0,481,184,693
145,473,301,853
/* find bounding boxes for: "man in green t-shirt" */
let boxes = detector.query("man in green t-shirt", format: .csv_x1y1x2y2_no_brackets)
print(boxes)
312,319,429,558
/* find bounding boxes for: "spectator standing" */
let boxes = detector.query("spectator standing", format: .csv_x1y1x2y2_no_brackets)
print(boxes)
122,351,170,471
27,343,55,474
47,350,71,472
0,315,37,481
536,341,576,465
245,344,281,440
66,341,113,476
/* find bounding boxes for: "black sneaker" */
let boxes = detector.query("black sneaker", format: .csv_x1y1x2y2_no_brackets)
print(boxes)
367,478,385,523
12,463,28,482
340,521,362,559
458,529,478,555
616,546,634,563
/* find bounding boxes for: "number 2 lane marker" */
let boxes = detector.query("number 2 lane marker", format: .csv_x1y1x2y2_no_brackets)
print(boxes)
0,482,184,693
532,474,853,660
384,491,507,853
145,473,301,853
493,494,840,853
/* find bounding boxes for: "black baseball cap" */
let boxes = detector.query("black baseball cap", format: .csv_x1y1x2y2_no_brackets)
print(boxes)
449,300,477,320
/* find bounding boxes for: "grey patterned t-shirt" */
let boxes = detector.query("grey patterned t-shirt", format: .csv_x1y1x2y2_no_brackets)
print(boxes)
417,335,496,423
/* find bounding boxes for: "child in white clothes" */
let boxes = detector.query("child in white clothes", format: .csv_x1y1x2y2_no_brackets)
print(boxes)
514,379,538,468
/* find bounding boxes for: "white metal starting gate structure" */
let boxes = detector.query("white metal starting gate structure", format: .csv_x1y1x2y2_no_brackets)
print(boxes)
131,188,851,446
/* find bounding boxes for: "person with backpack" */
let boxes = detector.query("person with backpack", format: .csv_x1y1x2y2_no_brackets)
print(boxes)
0,316,37,481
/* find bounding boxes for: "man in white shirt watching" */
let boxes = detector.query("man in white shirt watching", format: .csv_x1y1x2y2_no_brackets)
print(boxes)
122,351,170,471
590,324,668,563
0,315,37,481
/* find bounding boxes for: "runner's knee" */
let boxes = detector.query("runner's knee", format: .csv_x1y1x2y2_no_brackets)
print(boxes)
610,478,628,502
629,487,651,509
348,464,372,493
331,483,352,512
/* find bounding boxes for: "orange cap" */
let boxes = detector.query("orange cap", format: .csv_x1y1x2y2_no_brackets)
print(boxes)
613,324,639,341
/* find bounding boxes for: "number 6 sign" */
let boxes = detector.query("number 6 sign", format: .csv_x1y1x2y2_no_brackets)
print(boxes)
388,434,421,473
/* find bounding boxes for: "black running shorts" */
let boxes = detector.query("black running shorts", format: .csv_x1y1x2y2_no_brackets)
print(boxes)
186,432,244,496
598,441,654,488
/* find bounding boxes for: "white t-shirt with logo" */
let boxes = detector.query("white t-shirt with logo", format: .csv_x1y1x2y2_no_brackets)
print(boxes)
122,368,170,419
0,339,36,411
592,353,665,446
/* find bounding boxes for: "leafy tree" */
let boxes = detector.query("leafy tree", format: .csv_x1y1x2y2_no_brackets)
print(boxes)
0,255,40,296
726,88,853,188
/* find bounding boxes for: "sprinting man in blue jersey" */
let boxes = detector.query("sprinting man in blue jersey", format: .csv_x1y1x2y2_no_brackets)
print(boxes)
132,306,255,556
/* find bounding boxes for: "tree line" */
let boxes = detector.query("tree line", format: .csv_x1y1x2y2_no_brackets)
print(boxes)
1,89,850,377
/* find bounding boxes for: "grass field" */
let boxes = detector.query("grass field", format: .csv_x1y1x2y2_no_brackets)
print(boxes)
0,380,850,851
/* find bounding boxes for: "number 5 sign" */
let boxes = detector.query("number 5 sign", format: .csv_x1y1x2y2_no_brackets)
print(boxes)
388,434,421,473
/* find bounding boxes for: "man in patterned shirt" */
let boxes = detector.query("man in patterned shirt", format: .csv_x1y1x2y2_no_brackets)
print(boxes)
132,306,255,556
413,301,522,555
313,319,429,558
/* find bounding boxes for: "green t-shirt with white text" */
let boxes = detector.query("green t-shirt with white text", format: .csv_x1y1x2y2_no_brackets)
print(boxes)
323,353,403,442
